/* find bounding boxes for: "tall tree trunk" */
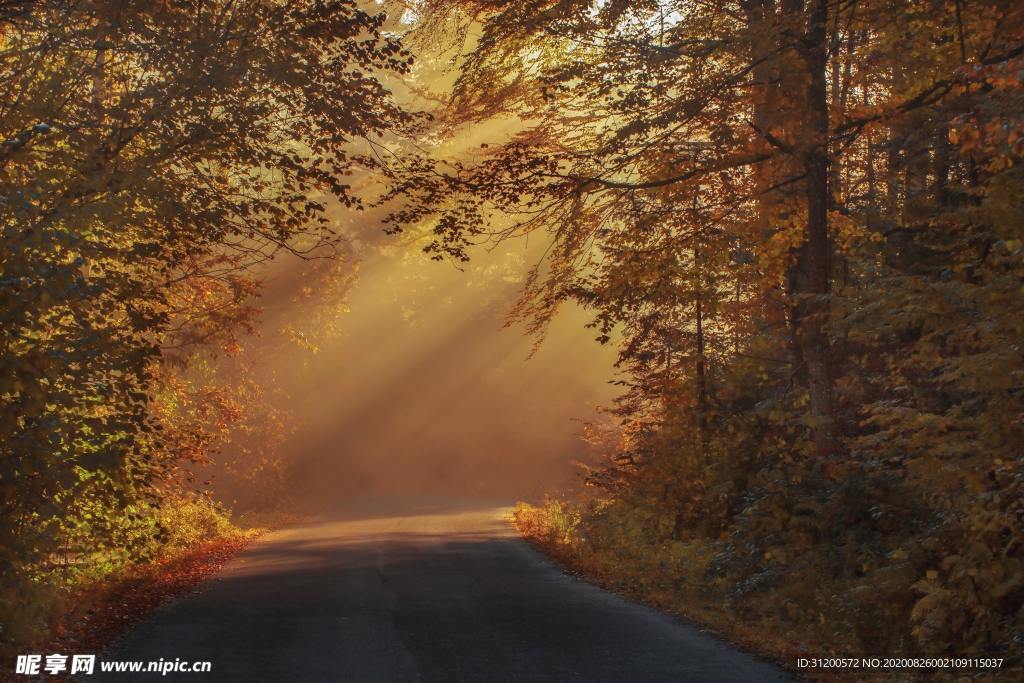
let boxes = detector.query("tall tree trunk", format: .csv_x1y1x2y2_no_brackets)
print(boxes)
747,0,797,371
792,0,836,457
695,227,709,464
864,84,879,230
749,0,781,241
693,203,708,417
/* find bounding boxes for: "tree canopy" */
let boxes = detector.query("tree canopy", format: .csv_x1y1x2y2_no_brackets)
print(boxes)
1,0,415,642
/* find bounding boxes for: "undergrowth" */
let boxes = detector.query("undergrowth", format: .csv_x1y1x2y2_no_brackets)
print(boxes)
1,495,261,667
513,496,1022,683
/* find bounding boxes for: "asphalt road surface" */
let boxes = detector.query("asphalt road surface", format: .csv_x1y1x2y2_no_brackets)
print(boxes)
95,497,793,682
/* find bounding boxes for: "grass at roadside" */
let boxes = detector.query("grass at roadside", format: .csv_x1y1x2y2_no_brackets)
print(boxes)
511,499,1012,683
43,534,257,660
511,500,828,678
1,496,303,681
512,499,888,679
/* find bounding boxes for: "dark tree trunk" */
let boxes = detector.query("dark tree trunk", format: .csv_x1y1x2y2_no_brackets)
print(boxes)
792,0,836,457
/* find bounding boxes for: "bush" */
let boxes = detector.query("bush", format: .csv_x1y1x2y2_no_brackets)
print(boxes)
512,499,581,547
158,496,246,551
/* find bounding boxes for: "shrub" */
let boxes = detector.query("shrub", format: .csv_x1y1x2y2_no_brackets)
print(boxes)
158,496,246,552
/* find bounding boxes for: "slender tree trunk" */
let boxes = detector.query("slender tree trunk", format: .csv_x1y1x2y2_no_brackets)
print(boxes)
792,0,836,457
695,230,709,463
748,0,798,373
864,84,878,230
750,0,780,240
693,207,708,416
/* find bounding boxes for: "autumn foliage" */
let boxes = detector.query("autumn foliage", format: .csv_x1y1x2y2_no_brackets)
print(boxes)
0,0,411,650
390,0,1024,671
2,0,1023,672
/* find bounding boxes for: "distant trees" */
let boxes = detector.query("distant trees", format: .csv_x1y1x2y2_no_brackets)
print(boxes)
1,0,413,643
390,0,1024,658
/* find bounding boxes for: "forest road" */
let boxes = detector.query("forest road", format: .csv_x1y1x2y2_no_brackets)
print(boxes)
94,496,794,682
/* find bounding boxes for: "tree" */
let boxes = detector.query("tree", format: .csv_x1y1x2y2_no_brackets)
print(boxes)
1,0,415,642
386,0,1024,657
